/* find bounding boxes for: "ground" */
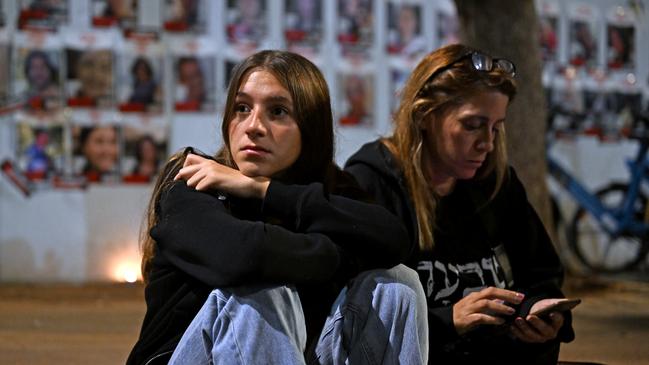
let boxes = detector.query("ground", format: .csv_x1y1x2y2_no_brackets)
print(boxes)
0,276,648,365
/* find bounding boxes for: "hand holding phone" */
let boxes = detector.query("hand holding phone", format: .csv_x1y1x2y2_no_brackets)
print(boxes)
529,298,581,319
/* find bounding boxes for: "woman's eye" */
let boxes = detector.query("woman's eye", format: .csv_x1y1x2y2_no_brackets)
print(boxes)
235,104,250,113
462,120,482,131
270,106,288,117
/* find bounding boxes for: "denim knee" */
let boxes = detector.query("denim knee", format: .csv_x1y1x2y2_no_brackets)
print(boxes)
353,264,426,301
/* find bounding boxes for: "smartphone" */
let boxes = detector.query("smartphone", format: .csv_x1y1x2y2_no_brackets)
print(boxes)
530,298,581,319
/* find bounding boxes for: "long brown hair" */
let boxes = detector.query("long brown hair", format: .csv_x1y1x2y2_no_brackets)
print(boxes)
386,44,517,252
140,149,188,281
141,51,337,281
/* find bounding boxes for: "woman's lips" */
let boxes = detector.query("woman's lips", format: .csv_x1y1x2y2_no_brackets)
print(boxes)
241,145,270,156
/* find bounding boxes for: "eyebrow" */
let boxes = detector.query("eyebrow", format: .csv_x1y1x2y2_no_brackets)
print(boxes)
235,92,293,106
459,113,506,123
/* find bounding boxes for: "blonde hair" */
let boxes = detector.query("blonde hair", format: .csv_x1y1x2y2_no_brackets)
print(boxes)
387,44,517,251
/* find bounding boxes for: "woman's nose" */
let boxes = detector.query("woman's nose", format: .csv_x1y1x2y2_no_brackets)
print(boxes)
476,128,495,152
244,109,267,137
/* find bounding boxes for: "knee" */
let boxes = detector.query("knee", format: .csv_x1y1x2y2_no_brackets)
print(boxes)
352,264,426,307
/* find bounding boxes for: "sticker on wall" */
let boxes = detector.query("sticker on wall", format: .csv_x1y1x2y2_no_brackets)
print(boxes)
284,0,322,56
64,31,116,108
386,1,426,60
17,0,69,31
568,2,599,70
116,34,163,113
163,0,207,33
12,31,64,111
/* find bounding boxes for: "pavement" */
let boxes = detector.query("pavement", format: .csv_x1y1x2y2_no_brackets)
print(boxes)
0,275,648,365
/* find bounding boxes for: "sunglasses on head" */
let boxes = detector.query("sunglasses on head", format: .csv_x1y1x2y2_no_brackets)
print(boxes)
420,51,516,92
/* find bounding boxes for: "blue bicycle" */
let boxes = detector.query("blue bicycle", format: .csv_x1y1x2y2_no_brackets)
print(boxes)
547,109,649,272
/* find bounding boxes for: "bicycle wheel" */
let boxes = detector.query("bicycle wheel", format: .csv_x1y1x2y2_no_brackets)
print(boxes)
568,183,649,272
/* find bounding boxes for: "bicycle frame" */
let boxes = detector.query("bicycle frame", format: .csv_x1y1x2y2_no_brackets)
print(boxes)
547,139,649,238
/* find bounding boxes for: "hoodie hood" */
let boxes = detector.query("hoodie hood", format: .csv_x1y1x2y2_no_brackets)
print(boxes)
345,140,404,186
344,139,419,249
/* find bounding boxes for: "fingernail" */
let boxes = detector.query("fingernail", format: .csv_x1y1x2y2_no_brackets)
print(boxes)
507,307,515,314
515,293,525,302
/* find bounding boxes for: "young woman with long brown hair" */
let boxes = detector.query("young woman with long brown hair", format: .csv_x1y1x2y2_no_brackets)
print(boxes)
127,50,428,365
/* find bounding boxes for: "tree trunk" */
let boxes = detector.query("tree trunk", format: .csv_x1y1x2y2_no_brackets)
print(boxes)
454,0,554,234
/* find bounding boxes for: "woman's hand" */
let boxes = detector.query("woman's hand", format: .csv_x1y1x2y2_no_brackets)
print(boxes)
509,298,564,343
174,153,270,199
453,287,524,335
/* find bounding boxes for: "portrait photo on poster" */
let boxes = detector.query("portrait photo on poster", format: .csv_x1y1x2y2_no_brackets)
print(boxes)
226,0,267,47
72,124,121,183
18,0,69,31
117,51,163,113
91,0,137,28
121,125,168,183
173,55,216,112
607,24,635,71
66,48,114,108
163,0,206,33
284,0,322,54
386,1,426,60
13,46,63,110
16,122,64,181
337,0,373,56
337,71,374,127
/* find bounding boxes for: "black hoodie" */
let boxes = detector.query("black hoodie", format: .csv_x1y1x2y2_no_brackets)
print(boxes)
127,170,411,365
345,140,574,362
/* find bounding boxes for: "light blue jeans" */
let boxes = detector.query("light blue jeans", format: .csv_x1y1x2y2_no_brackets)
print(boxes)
168,264,428,364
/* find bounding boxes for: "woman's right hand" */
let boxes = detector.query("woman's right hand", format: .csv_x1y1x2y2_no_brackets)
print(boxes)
452,287,525,335
175,153,270,199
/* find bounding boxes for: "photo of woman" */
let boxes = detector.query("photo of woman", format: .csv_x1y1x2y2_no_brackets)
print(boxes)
23,50,62,103
73,125,120,182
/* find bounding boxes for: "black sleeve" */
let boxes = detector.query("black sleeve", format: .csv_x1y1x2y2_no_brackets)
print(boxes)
152,181,344,288
344,163,418,257
262,180,411,272
501,168,575,342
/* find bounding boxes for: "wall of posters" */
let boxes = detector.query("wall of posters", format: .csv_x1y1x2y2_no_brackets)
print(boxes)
0,0,645,189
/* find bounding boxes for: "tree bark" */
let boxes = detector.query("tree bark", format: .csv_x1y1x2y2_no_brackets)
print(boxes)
454,0,554,234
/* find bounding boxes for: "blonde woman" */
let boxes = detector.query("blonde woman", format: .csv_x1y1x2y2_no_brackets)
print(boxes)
346,44,575,364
